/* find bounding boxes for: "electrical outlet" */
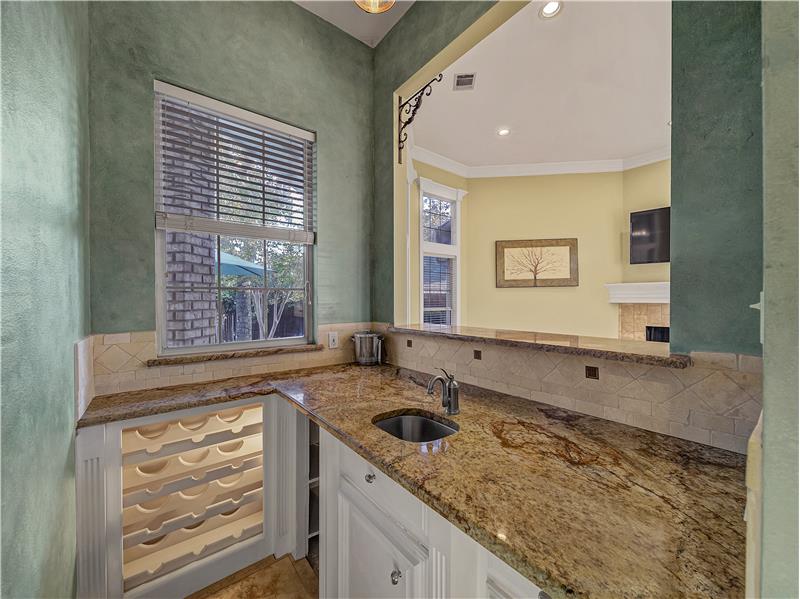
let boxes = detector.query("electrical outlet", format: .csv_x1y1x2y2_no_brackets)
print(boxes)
585,366,599,380
473,349,482,360
328,331,339,349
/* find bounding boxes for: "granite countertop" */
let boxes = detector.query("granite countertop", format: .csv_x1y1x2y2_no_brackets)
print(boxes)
390,324,692,368
78,365,746,598
76,375,277,428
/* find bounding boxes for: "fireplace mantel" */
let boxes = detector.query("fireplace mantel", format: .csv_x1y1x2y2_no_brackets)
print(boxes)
605,282,670,304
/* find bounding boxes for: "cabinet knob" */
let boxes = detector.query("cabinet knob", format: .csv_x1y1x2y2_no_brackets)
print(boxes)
365,473,376,484
390,569,402,585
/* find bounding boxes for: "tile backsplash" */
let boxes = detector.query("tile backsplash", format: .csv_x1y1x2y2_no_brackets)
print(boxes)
383,331,761,454
92,322,384,396
87,322,760,454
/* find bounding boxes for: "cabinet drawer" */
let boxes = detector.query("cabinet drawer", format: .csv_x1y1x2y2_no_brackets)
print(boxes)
339,444,427,536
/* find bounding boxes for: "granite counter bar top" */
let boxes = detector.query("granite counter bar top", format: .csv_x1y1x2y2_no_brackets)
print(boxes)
78,364,745,598
76,375,277,428
390,324,692,368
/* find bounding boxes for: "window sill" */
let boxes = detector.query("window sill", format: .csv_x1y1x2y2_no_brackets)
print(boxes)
146,343,324,367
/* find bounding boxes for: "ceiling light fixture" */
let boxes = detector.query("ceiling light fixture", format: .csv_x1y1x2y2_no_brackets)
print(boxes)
354,0,396,14
539,1,563,19
497,127,511,137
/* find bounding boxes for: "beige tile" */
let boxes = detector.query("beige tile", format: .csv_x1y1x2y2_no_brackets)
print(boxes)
653,388,704,424
573,399,605,418
690,351,737,370
116,354,144,373
737,354,763,373
690,411,735,434
94,383,119,395
93,363,112,375
135,367,162,380
646,304,662,325
96,345,132,372
725,399,762,422
131,330,156,343
505,384,532,400
711,431,748,454
619,396,652,416
134,343,157,361
531,390,575,411
690,371,752,415
669,422,711,445
629,413,670,435
723,370,763,402
583,389,620,408
603,406,631,424
621,362,652,379
103,332,131,345
734,419,758,438
159,365,184,377
618,369,682,403
119,341,149,357
671,365,714,387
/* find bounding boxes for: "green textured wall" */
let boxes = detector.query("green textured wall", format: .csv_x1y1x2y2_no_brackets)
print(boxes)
671,1,763,355
371,1,495,323
89,2,373,333
760,1,798,595
1,2,89,597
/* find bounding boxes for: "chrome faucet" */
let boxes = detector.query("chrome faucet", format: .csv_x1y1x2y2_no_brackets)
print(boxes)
427,369,460,415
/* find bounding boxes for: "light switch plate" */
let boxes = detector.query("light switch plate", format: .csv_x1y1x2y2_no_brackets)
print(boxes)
328,331,339,349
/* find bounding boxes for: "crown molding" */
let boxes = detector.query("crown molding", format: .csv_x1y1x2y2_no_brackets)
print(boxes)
411,145,671,179
410,146,470,178
622,146,672,170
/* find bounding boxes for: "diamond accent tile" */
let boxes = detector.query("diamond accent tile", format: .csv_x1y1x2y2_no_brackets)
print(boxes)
96,345,131,372
690,371,751,415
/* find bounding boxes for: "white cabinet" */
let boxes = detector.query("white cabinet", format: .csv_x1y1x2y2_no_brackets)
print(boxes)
338,477,427,598
320,429,545,599
76,394,302,598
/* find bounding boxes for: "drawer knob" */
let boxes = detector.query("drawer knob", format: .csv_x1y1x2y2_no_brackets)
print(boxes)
390,569,402,585
365,473,376,484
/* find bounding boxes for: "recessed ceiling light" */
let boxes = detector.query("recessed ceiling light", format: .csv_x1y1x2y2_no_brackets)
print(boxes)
539,1,563,19
497,127,511,137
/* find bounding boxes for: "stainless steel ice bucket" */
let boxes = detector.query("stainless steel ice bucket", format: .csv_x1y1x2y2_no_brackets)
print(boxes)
352,331,383,365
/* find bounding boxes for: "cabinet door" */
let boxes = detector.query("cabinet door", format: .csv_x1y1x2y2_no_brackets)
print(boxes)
484,553,545,599
338,476,427,598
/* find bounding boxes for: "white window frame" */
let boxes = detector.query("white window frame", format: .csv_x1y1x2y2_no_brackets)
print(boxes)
418,177,466,327
153,81,316,356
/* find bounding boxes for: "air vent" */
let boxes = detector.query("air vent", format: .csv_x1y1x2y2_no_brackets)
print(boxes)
453,73,476,91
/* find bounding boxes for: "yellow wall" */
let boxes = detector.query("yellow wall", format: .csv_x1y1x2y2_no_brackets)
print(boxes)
395,159,671,337
391,2,528,326
622,160,671,282
464,172,624,337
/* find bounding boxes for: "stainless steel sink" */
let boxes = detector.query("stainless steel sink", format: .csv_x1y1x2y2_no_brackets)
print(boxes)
373,411,458,443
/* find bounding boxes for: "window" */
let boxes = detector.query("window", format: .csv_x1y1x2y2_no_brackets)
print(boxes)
419,178,464,327
154,81,315,354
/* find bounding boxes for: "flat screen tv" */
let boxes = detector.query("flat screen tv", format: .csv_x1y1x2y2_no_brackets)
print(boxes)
630,207,670,264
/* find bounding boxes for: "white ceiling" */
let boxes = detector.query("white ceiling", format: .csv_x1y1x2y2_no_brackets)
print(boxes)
412,1,672,168
294,1,415,48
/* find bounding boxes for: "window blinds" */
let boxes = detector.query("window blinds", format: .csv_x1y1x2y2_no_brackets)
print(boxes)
423,255,455,325
154,81,316,244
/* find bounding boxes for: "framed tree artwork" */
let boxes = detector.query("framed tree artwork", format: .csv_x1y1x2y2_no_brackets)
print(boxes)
495,238,579,287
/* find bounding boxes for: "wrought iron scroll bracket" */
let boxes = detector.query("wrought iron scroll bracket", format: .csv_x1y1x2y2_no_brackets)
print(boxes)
397,73,443,164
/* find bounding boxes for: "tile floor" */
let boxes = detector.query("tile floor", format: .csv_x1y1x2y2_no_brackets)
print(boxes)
187,555,318,599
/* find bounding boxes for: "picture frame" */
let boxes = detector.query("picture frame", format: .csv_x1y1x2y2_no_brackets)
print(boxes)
495,238,579,288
